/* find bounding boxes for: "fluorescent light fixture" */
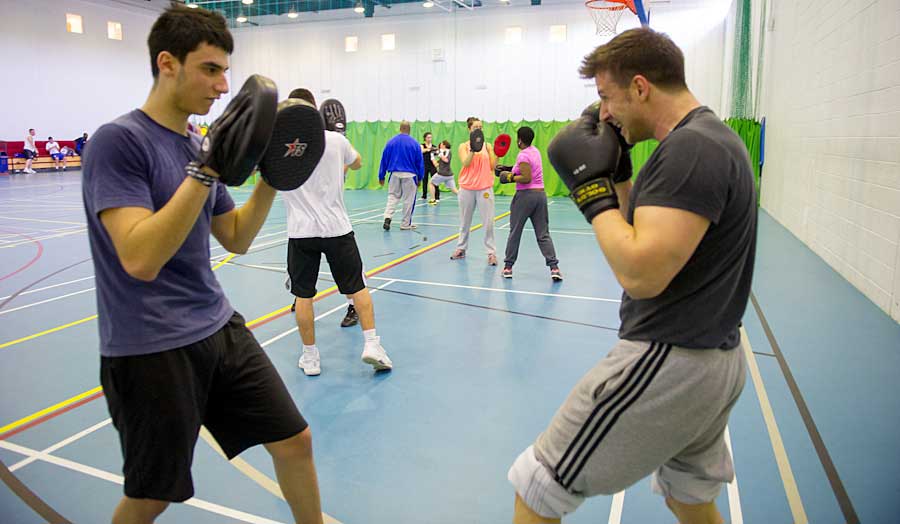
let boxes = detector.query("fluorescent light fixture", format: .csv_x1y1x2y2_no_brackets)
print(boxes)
423,0,434,6
505,26,522,44
345,35,359,52
242,0,254,4
382,33,396,51
287,10,299,18
107,21,123,40
549,24,566,42
186,2,199,7
236,14,248,23
354,1,365,13
65,13,83,34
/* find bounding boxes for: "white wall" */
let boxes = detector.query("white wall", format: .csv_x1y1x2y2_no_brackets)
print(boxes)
0,0,158,141
225,1,730,125
758,0,900,321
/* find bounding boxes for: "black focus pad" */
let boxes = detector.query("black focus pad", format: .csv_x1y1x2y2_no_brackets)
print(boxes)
494,164,514,177
258,98,326,191
200,74,278,187
319,98,347,135
469,128,485,153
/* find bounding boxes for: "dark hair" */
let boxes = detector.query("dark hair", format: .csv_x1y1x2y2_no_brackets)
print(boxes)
29,128,34,133
466,117,480,130
441,140,451,148
288,88,316,106
147,4,233,79
517,127,534,147
48,136,53,140
578,27,686,90
423,132,432,141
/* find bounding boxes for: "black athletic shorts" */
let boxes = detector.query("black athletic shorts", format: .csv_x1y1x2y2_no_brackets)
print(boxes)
21,150,36,160
287,231,365,299
100,311,308,502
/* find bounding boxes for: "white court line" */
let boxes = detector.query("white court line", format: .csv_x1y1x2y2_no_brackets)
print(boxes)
0,228,87,248
0,215,86,226
724,426,744,524
367,275,621,303
0,287,95,315
0,275,95,301
0,181,83,191
608,491,624,524
740,327,808,523
9,418,112,472
0,440,289,524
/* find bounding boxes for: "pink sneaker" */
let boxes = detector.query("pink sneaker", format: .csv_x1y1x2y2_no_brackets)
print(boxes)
450,249,466,260
487,254,498,266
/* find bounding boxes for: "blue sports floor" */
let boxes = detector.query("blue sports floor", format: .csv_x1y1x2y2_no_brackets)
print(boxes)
0,171,897,523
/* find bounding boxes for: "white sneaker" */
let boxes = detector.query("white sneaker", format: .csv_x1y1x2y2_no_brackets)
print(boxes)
361,337,392,371
298,347,321,376
399,224,417,230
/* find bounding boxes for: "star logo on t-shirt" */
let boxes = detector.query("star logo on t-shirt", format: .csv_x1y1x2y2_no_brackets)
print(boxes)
284,139,308,158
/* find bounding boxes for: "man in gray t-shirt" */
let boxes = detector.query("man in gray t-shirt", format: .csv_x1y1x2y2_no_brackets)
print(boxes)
509,28,755,524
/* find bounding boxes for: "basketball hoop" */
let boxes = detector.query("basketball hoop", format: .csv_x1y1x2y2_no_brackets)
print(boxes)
585,0,636,36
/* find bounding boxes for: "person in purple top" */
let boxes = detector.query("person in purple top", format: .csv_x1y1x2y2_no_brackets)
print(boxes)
496,126,562,281
81,5,323,524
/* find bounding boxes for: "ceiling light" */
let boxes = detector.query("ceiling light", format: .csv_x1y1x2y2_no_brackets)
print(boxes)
423,0,434,6
354,1,365,13
242,0,254,4
186,2,199,8
236,15,248,23
287,10,299,18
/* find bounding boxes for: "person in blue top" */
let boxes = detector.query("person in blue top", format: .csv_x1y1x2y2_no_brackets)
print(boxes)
81,5,323,524
379,120,424,231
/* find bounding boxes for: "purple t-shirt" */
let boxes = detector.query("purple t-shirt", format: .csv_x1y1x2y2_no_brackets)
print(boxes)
512,145,544,190
82,110,235,357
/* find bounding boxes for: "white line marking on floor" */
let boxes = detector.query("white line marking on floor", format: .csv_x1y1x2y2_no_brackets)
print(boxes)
0,287,95,315
724,426,744,524
0,440,290,524
0,276,95,301
9,418,112,472
0,216,86,226
367,276,621,303
607,491,624,524
740,327,808,524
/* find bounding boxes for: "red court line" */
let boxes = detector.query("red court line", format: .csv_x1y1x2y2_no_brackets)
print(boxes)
0,232,44,281
0,391,105,441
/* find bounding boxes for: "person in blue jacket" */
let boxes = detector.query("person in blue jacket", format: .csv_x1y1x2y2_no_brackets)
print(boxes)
379,121,424,231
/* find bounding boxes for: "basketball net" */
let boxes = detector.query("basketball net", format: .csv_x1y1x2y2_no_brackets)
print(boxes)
586,0,628,36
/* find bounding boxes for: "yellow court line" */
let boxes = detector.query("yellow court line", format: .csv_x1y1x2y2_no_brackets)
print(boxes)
0,211,512,436
0,314,98,350
0,386,103,436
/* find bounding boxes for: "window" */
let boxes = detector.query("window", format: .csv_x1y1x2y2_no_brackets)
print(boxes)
549,24,567,42
505,26,523,44
345,36,358,53
66,13,83,34
381,33,396,51
107,21,123,40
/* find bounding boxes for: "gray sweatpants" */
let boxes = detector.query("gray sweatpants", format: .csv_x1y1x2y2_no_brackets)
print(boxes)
534,338,747,504
384,173,417,227
456,187,495,254
504,189,558,267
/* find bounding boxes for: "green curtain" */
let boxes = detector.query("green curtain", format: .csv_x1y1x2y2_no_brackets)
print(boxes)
344,120,573,197
302,119,761,200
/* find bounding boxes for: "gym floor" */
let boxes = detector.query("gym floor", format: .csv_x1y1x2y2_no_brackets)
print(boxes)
0,172,897,523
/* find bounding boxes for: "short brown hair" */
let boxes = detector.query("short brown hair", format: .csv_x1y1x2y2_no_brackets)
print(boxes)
466,117,480,129
288,88,316,106
148,3,233,79
578,27,686,90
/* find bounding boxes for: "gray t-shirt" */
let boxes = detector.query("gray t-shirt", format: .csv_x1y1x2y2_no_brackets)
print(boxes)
82,110,235,357
436,150,453,177
619,106,757,350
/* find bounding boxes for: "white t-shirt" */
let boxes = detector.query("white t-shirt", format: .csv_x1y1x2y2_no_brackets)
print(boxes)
283,131,359,239
24,135,37,152
46,141,60,155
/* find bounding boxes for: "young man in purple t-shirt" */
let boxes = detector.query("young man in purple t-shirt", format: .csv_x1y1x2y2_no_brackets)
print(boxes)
81,5,323,524
496,126,562,281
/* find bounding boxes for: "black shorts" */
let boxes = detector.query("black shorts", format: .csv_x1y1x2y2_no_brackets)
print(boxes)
21,150,36,160
287,232,365,299
100,312,307,502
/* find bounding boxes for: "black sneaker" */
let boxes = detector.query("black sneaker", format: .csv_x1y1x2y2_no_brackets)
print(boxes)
383,217,391,231
340,305,359,327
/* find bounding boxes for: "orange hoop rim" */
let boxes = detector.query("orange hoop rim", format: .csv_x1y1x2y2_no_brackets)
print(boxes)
585,0,635,12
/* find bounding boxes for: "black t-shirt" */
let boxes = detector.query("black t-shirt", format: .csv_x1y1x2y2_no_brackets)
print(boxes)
422,143,437,174
619,106,757,349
